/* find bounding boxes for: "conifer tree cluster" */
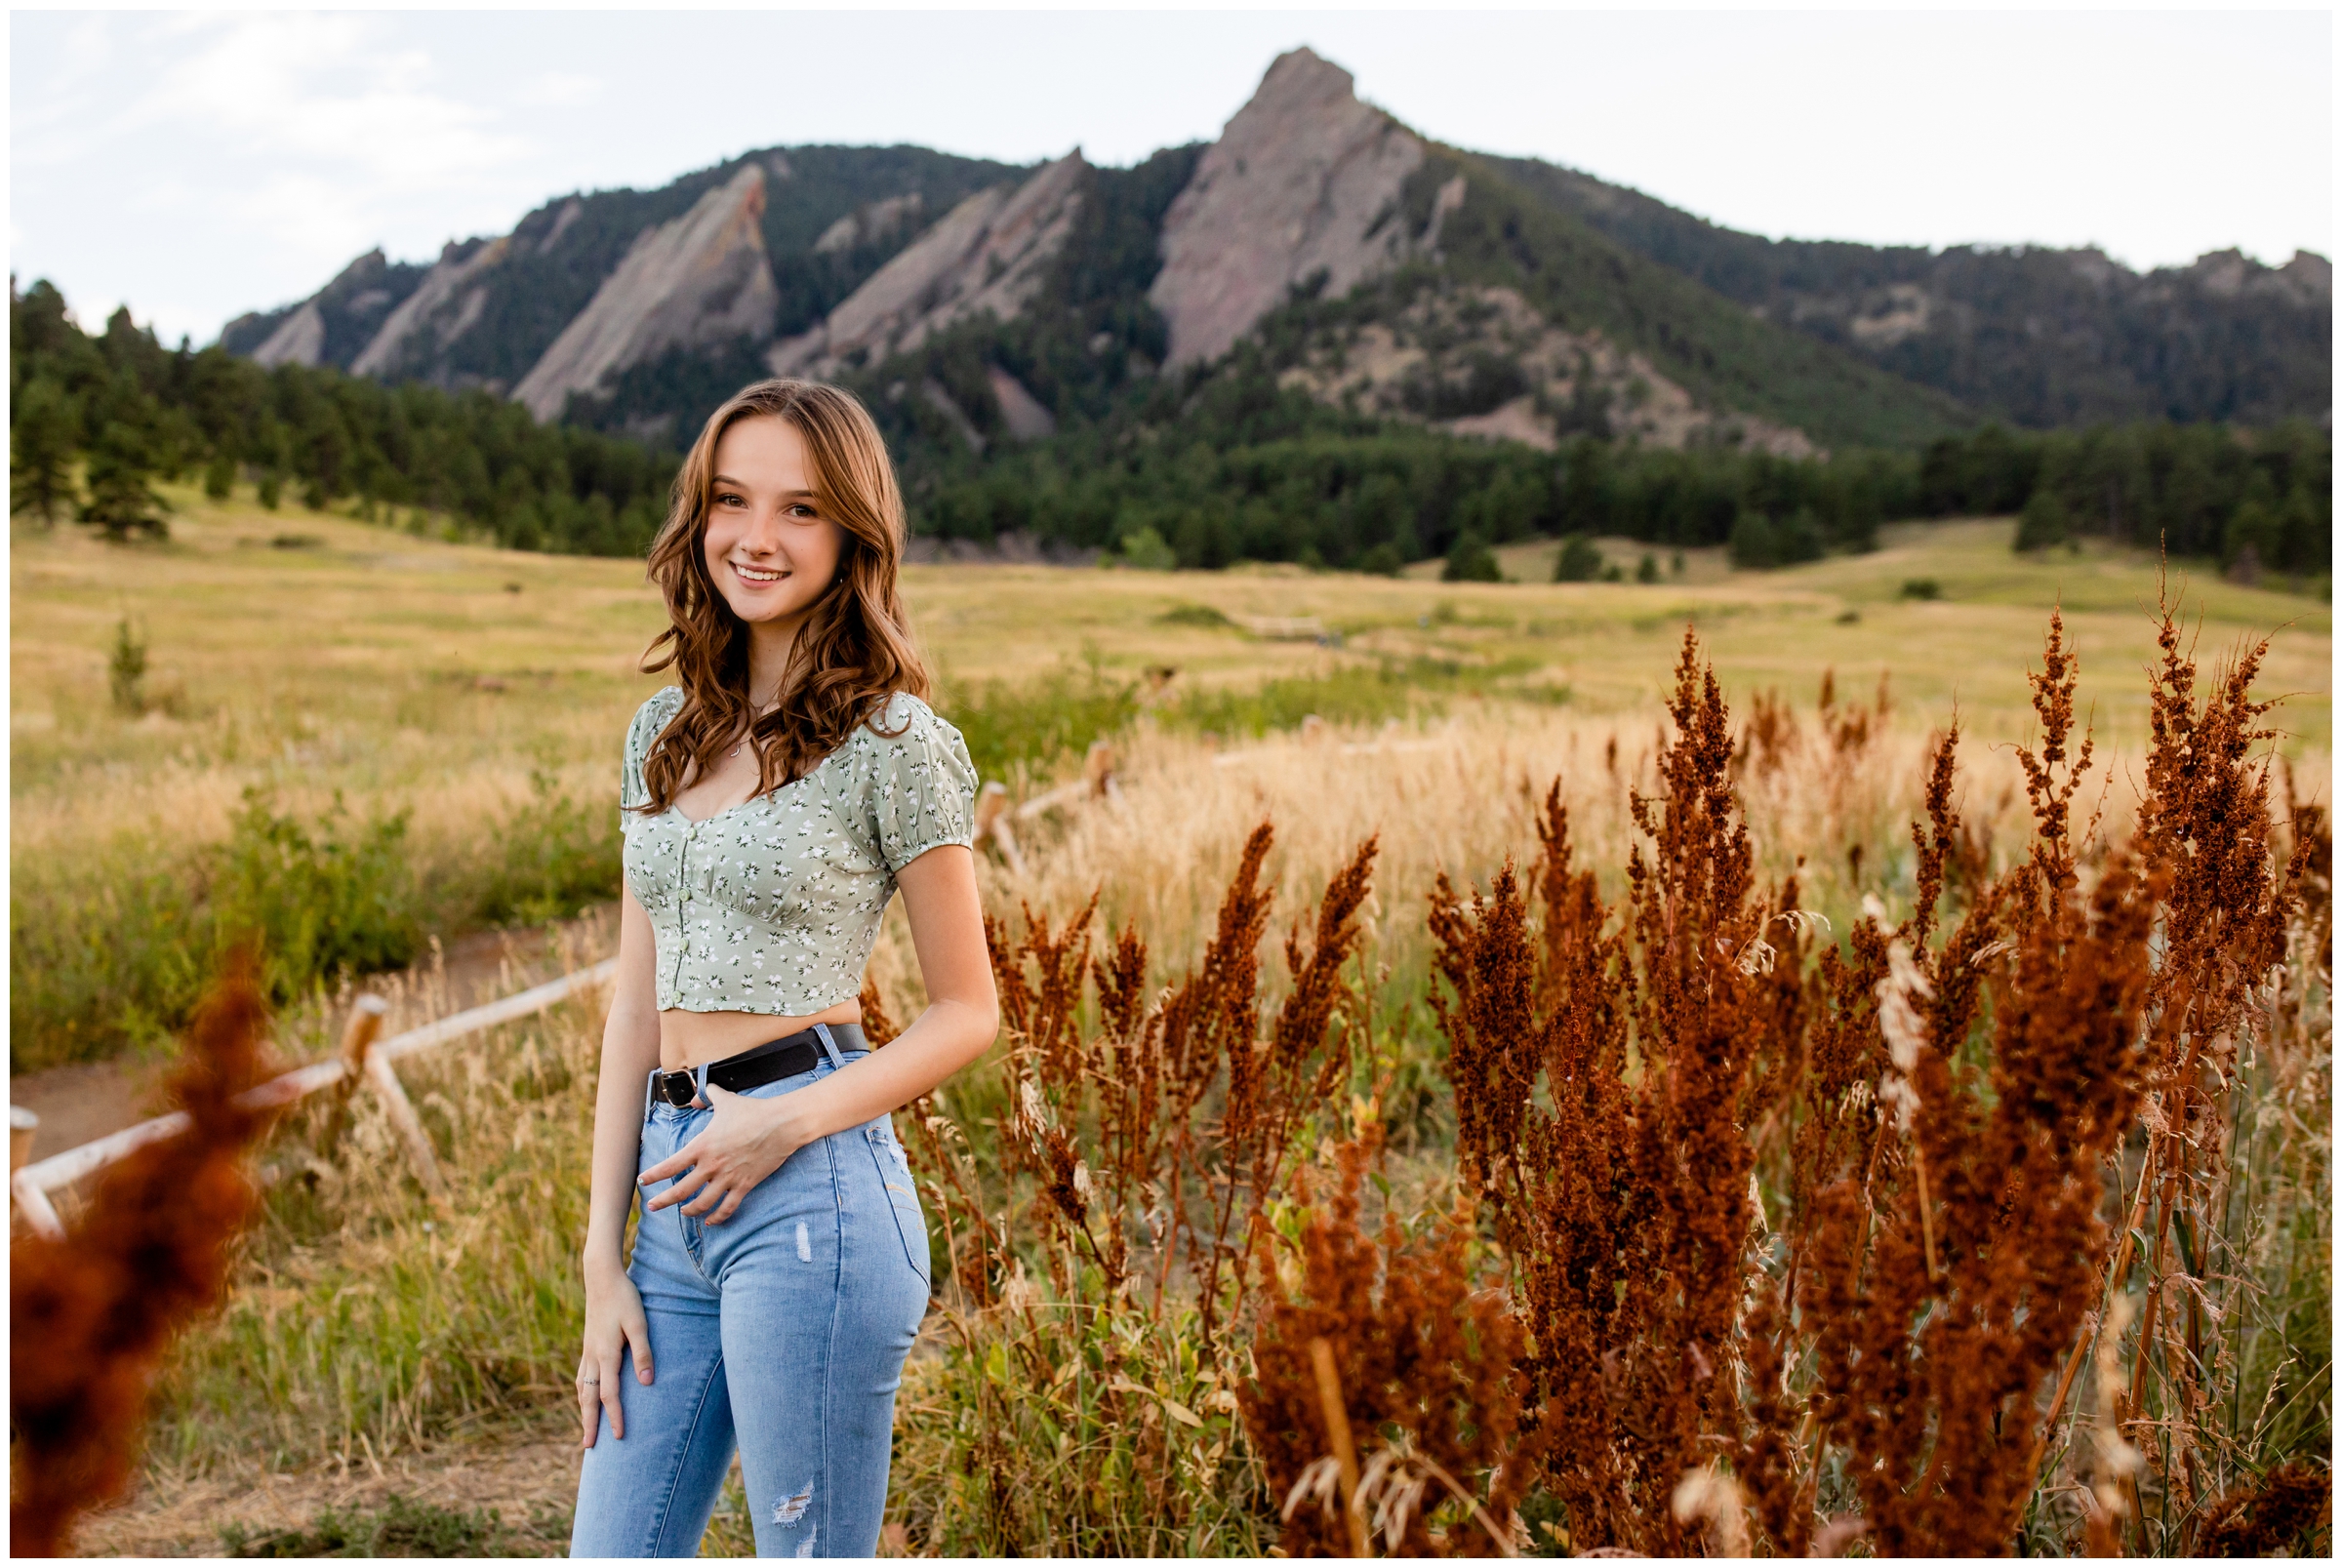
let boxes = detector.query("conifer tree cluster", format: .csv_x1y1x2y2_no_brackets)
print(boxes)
8,280,676,554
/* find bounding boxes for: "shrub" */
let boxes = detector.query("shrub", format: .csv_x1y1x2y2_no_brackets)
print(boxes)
473,769,625,930
1442,530,1502,583
1553,535,1602,583
107,616,148,716
1357,542,1406,577
1900,577,1943,599
212,790,423,1011
1115,524,1178,572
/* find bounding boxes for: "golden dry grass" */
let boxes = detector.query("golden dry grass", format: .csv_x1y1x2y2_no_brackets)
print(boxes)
13,486,2328,866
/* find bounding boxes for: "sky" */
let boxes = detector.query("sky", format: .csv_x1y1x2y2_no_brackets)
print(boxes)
10,6,2333,346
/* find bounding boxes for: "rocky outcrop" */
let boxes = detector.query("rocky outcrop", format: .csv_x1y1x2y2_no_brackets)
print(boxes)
1276,281,1820,458
814,192,924,255
230,249,425,369
769,152,1086,376
350,235,511,380
250,302,326,368
1151,49,1436,370
513,164,780,421
988,366,1057,440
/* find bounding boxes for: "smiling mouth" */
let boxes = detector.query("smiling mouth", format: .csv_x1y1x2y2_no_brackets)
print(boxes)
732,562,787,585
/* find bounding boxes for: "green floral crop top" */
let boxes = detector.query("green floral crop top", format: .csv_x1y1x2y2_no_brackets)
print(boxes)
619,686,979,1015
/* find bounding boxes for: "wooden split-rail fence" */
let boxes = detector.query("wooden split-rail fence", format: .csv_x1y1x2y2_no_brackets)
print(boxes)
9,960,617,1241
8,743,1140,1237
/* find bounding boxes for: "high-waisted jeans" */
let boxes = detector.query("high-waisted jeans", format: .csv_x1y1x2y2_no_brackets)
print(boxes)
570,1050,931,1557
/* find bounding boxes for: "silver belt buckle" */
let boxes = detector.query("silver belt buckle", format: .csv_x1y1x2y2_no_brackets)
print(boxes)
655,1068,699,1107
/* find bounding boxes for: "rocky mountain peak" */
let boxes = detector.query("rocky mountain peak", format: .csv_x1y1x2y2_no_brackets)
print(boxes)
513,163,780,421
1149,48,1437,369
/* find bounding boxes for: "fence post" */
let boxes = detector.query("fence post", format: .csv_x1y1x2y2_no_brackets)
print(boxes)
11,1106,62,1240
975,781,1027,876
365,1048,448,1199
316,995,390,1160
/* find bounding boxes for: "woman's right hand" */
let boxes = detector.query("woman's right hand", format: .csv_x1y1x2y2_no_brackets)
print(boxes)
578,1258,653,1448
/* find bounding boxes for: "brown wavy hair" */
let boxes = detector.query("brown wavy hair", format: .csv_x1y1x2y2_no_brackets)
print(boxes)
633,380,929,814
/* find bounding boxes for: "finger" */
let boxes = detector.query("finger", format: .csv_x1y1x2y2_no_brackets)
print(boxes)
703,1082,738,1108
579,1366,599,1449
708,1188,746,1226
625,1313,656,1386
599,1351,627,1441
644,1165,711,1213
679,1175,731,1218
637,1148,691,1186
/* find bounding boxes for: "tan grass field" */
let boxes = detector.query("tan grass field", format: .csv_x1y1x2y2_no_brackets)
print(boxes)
13,480,2327,859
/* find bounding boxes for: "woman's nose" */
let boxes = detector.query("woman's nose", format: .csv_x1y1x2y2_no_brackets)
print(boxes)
738,505,787,553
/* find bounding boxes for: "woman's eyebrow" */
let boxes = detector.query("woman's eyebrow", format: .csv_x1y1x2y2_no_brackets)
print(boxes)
708,475,815,500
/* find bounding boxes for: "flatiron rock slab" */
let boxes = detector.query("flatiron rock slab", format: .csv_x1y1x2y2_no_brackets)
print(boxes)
1151,48,1432,370
513,164,780,422
770,152,1086,377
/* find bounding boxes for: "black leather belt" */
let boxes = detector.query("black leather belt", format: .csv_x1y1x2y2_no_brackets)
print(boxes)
652,1024,868,1109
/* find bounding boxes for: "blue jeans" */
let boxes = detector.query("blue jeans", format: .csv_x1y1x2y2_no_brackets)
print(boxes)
570,1051,931,1557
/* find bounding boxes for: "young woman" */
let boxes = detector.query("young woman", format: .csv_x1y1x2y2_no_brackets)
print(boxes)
569,381,997,1558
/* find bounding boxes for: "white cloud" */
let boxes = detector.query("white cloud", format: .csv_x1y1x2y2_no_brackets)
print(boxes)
514,71,602,109
125,12,535,192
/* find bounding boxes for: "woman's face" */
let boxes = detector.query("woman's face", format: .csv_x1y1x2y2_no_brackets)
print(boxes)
702,414,847,627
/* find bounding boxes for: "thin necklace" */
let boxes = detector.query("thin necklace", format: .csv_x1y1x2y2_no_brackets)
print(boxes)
730,695,780,758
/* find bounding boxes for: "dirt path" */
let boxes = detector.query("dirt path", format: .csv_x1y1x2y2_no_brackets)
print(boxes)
70,1425,585,1557
10,903,620,1170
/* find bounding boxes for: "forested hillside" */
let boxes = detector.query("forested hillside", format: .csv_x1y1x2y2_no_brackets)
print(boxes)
1487,153,2332,428
12,265,2327,586
11,281,676,556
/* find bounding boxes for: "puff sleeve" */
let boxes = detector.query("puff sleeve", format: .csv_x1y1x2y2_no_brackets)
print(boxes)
865,695,979,874
620,687,683,829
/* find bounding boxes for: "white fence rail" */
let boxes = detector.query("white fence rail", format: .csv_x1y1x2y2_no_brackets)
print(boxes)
10,959,617,1240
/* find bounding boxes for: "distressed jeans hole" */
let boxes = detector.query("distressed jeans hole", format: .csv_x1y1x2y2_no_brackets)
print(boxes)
774,1481,814,1526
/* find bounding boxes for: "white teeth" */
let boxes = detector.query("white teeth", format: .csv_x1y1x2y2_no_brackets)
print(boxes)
735,565,784,583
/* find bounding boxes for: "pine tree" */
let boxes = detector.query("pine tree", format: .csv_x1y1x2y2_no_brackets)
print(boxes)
1554,534,1603,582
10,377,80,525
1442,529,1502,583
77,424,171,542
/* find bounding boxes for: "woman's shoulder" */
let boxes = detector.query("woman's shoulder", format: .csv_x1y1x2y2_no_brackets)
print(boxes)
624,685,685,760
631,685,686,733
855,691,961,747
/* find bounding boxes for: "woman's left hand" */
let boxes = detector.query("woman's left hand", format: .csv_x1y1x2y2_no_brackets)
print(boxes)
638,1085,804,1225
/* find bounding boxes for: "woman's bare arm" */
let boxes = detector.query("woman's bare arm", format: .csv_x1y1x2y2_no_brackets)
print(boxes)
577,885,663,1444
637,843,998,1224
